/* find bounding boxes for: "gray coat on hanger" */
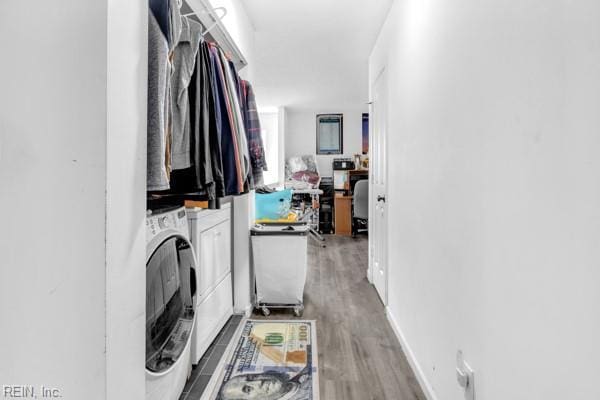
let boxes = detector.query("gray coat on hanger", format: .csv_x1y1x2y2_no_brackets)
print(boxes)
170,17,203,171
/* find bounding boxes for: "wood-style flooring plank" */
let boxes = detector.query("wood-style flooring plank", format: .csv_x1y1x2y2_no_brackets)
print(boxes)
252,235,426,400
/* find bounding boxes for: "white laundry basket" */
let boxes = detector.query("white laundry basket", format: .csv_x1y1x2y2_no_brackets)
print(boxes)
251,223,309,316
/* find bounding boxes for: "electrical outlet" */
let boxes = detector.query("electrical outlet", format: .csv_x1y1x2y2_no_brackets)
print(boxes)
456,350,475,400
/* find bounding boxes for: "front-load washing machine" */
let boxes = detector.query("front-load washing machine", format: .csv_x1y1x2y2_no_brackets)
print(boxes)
146,207,197,400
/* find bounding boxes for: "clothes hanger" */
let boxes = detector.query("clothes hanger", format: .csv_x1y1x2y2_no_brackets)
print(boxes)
182,4,227,36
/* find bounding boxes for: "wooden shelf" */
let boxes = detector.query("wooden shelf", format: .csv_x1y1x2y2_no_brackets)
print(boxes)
147,192,212,211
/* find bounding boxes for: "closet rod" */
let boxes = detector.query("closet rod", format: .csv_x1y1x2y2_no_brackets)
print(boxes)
182,5,227,36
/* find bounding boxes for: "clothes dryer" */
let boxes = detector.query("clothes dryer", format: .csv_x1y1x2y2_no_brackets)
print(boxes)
146,207,196,400
187,204,233,364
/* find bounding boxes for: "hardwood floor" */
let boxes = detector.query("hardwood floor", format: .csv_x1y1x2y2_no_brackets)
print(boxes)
252,235,427,400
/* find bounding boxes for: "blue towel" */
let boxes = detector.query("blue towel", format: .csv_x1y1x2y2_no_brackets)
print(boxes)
255,189,293,220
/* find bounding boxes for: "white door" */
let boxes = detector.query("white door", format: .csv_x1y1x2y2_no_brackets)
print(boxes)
369,69,388,305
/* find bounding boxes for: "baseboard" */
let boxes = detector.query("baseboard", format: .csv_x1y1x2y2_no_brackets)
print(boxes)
385,307,439,400
233,303,253,318
244,304,252,317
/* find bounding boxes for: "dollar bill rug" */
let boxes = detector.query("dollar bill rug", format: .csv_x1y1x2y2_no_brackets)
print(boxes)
209,319,319,400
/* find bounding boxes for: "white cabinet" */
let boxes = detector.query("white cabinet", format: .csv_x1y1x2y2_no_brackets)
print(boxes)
187,204,233,364
189,206,232,299
190,276,233,363
198,218,231,299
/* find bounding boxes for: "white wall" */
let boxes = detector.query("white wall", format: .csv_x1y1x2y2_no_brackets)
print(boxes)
0,2,107,397
0,1,146,398
232,194,252,314
285,108,366,177
370,1,600,400
209,0,256,81
106,0,147,398
244,0,391,111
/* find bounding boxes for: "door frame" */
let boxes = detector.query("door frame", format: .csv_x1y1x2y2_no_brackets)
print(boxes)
368,67,389,306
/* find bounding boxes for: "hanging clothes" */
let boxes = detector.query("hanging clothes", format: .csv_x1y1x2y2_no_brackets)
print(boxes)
200,41,226,198
148,0,170,44
147,2,264,199
241,80,268,187
147,0,183,191
227,60,254,192
149,0,182,50
164,1,182,177
208,43,243,195
170,17,203,171
147,10,170,191
235,71,254,189
219,53,250,192
170,39,226,200
168,2,182,50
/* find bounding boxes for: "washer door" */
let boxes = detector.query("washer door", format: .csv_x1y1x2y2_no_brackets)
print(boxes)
146,235,196,373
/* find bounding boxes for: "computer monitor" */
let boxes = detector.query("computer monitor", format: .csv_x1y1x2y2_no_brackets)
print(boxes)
333,170,347,191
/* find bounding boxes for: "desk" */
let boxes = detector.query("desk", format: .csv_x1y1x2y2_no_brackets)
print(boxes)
332,170,368,236
348,169,369,194
334,169,369,193
334,193,352,236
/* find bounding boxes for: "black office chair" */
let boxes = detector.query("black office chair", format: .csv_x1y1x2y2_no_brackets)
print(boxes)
352,180,369,237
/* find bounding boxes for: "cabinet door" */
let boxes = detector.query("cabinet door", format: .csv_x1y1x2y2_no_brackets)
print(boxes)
212,219,231,283
198,229,215,298
198,219,231,299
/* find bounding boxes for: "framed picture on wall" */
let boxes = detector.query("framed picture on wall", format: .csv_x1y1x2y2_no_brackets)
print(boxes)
316,114,343,154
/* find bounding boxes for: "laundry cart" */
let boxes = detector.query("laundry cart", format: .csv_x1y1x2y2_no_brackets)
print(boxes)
251,223,309,317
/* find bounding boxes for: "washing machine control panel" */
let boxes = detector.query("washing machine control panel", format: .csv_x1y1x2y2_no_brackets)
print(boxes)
146,208,188,241
159,216,171,229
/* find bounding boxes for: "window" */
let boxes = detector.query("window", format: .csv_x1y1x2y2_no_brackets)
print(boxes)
316,114,343,154
258,107,286,186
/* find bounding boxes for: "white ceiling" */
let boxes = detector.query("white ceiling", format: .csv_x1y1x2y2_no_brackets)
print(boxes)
242,0,393,111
